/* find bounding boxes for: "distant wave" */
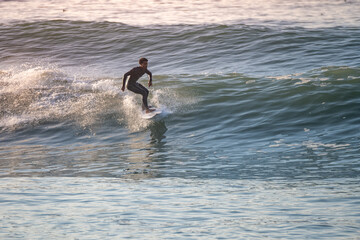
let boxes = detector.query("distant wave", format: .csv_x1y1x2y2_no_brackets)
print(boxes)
1,20,359,75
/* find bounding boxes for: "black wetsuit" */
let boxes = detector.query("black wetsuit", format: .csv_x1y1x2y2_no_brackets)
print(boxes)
123,67,152,109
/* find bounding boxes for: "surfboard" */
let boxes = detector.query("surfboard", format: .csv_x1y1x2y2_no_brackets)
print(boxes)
141,108,162,119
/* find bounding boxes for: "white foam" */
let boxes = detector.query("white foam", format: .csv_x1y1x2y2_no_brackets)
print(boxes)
1,67,65,92
303,141,350,150
294,78,311,85
0,114,36,129
92,79,121,96
0,65,197,132
120,94,151,132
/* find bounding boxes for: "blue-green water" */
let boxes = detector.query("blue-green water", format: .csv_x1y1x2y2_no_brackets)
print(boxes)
1,0,360,239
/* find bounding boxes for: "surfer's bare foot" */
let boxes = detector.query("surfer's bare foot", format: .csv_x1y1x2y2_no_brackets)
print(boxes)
146,108,155,113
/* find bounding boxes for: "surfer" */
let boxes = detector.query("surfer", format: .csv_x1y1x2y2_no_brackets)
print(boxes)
121,58,155,113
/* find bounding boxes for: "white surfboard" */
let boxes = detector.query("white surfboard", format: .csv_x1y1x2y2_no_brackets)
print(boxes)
141,108,162,119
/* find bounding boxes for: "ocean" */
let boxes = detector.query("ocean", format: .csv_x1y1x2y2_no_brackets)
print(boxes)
1,0,360,239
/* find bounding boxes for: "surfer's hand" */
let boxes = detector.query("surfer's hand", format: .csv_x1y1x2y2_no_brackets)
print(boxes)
148,81,152,87
121,86,125,91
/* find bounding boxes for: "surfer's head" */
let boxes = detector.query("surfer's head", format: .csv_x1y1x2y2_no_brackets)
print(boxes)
139,57,148,69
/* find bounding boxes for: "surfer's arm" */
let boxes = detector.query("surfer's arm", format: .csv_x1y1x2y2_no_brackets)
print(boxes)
122,71,131,91
146,69,152,87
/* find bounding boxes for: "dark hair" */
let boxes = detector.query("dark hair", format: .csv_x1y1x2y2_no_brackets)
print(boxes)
139,57,148,65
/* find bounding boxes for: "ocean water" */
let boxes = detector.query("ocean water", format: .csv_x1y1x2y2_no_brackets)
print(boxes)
1,0,360,239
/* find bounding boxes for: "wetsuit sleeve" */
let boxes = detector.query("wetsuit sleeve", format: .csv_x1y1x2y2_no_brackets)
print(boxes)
145,69,152,81
122,70,131,87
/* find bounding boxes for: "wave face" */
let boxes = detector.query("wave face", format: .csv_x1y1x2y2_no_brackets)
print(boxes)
1,64,359,180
